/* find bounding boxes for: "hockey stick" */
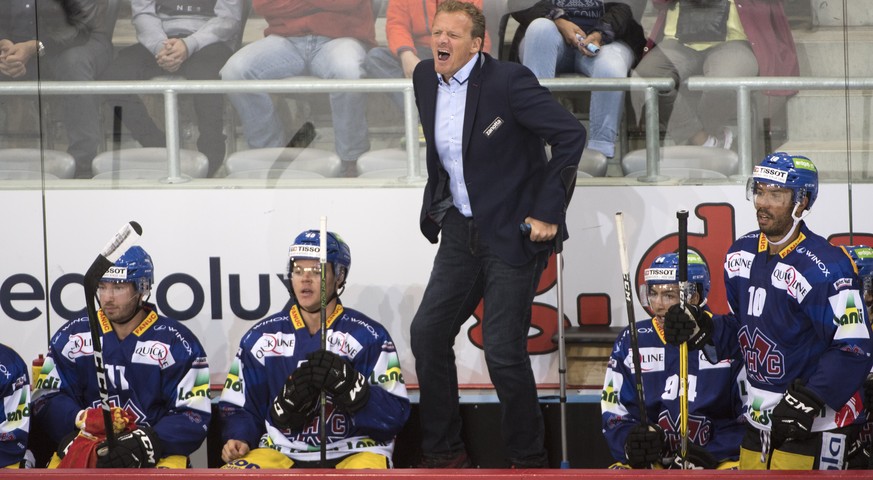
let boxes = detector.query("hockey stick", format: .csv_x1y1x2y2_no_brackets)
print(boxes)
83,221,143,450
677,210,690,462
615,212,647,428
318,216,328,466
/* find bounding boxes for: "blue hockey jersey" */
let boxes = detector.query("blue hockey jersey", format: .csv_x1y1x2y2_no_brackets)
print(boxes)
715,224,873,432
601,317,746,465
32,307,211,457
0,343,29,468
219,303,410,464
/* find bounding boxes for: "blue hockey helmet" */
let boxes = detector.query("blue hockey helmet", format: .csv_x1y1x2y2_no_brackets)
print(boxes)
746,152,818,210
845,245,873,295
288,230,352,284
100,245,154,297
643,250,710,306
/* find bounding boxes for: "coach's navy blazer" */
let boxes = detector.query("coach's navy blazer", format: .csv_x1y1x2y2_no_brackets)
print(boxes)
413,52,587,266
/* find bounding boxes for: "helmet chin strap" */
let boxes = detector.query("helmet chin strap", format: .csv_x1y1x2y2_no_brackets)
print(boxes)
765,202,809,247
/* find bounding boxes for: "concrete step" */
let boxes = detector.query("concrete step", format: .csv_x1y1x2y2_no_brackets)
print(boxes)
793,26,873,76
785,89,873,139
776,139,873,180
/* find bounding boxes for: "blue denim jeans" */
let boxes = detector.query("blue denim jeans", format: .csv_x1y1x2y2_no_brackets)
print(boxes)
520,18,634,158
220,34,370,162
410,208,548,464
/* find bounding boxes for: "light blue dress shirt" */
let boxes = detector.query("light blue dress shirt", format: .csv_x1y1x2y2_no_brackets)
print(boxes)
434,53,481,218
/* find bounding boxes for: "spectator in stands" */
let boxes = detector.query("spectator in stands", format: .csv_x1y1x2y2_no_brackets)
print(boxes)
364,0,490,110
601,251,745,469
0,343,30,469
515,1,645,160
101,0,243,178
32,246,211,468
0,0,113,178
410,1,585,468
219,229,409,469
665,153,872,470
631,0,799,149
220,1,376,177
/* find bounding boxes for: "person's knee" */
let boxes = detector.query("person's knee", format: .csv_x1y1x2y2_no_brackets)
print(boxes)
220,54,248,81
526,18,559,39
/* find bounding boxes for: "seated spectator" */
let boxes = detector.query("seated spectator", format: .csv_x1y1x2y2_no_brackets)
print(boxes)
631,0,799,149
32,246,211,468
220,1,376,177
516,1,645,160
219,229,410,469
101,0,243,178
0,343,30,469
0,0,113,178
365,0,490,109
602,251,745,469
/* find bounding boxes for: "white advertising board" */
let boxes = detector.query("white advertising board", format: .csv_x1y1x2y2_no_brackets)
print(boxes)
1,184,869,388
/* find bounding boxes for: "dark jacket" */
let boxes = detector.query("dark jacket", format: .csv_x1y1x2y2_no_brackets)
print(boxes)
412,53,587,266
0,0,108,53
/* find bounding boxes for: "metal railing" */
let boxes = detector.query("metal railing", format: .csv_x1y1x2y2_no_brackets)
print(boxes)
0,77,674,183
687,76,873,176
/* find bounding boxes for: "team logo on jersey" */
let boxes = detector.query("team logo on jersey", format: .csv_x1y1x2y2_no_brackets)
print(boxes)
771,262,811,301
832,291,870,341
251,333,296,364
132,340,176,369
725,251,754,279
61,333,94,360
601,380,618,406
696,351,731,370
738,326,784,385
833,277,853,290
657,411,711,452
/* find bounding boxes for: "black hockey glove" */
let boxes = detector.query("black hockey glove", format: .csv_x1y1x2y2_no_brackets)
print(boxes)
96,427,162,468
306,350,370,413
770,379,824,447
270,367,320,429
624,424,664,469
663,304,712,350
670,444,718,470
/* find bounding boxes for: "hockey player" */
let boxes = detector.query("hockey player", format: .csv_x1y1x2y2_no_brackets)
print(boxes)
845,245,873,469
602,251,745,469
32,246,211,468
0,343,30,469
218,230,410,469
665,152,873,470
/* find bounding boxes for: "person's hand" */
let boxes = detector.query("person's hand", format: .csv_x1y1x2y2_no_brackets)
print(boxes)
269,366,320,429
156,38,188,72
624,424,664,468
522,217,558,242
670,444,718,470
0,41,34,78
221,439,250,464
399,50,421,78
770,379,824,447
578,31,603,57
95,427,162,468
306,350,370,413
554,17,583,47
75,406,133,438
663,304,712,349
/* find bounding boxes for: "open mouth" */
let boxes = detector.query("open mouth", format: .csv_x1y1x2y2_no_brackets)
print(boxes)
438,49,450,61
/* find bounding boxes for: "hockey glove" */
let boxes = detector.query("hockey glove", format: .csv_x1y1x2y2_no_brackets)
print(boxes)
306,350,370,413
770,379,824,447
95,427,162,468
663,304,712,350
270,367,320,429
670,444,718,470
624,424,664,469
